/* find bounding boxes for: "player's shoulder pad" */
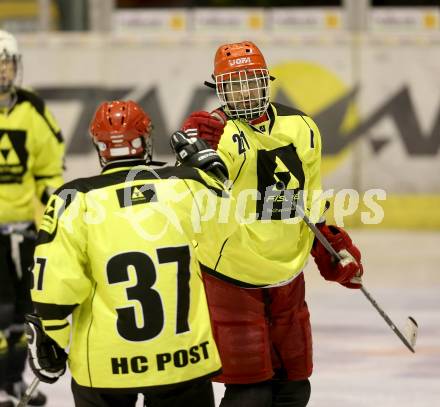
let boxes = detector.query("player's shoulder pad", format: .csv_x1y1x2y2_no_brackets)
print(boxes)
272,102,308,118
53,166,225,197
52,178,84,199
272,102,320,137
15,87,63,142
193,168,228,196
161,166,226,197
46,178,86,219
37,179,84,246
15,87,46,115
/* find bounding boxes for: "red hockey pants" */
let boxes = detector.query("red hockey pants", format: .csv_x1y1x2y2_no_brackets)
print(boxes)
202,272,313,384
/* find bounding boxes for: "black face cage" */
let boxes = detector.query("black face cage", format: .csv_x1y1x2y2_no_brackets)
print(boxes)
215,68,270,121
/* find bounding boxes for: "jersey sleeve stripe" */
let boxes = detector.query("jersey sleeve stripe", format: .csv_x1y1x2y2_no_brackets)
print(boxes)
34,174,63,180
33,302,77,320
44,322,70,331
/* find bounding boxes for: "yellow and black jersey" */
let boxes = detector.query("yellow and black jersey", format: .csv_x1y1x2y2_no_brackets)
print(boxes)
31,160,247,391
0,88,64,224
199,103,324,287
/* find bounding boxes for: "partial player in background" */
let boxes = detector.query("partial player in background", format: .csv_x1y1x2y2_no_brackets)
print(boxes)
179,41,363,407
24,100,292,407
0,30,64,407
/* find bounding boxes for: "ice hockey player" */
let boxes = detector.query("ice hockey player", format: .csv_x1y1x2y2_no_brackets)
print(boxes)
24,100,296,407
177,41,364,407
0,30,64,407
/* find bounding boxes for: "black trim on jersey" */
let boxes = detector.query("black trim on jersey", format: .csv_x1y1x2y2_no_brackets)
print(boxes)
229,120,247,185
33,302,77,320
231,153,246,186
268,104,276,134
102,159,147,172
14,88,64,143
36,188,77,246
59,164,224,197
271,103,315,150
34,174,62,180
213,238,229,271
44,322,69,331
200,263,266,289
39,183,60,205
86,283,98,387
72,368,222,395
248,105,274,135
183,179,201,216
272,102,307,118
297,114,315,149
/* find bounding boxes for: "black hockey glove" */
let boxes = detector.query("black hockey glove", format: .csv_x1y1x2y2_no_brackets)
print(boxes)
170,130,229,182
25,314,67,384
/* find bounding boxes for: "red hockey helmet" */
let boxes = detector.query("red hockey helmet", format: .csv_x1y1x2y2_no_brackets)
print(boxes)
213,41,270,121
89,100,152,163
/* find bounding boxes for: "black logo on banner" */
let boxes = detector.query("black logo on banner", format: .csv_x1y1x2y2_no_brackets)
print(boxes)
0,130,28,183
116,184,157,207
256,144,305,220
34,84,440,157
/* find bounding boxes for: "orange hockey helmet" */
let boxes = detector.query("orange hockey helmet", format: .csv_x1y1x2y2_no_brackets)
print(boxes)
213,41,270,121
214,41,268,76
89,100,152,165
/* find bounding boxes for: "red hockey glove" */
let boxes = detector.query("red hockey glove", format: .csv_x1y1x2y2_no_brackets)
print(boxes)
181,110,226,150
311,224,363,289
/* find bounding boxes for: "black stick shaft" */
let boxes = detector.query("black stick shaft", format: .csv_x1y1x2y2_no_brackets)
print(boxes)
359,286,415,353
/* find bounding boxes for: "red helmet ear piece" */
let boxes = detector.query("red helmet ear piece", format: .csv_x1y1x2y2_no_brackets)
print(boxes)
89,100,152,163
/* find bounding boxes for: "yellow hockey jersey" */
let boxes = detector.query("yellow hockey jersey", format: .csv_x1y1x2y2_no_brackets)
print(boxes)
31,160,253,391
0,88,64,224
198,103,324,287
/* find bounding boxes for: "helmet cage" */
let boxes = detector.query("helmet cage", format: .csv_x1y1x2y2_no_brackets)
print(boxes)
215,68,270,121
0,51,22,94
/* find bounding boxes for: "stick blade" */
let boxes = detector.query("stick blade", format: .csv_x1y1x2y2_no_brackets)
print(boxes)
405,316,418,349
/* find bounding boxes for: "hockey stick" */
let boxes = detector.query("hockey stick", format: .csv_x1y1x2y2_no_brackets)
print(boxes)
296,201,418,353
17,377,40,407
